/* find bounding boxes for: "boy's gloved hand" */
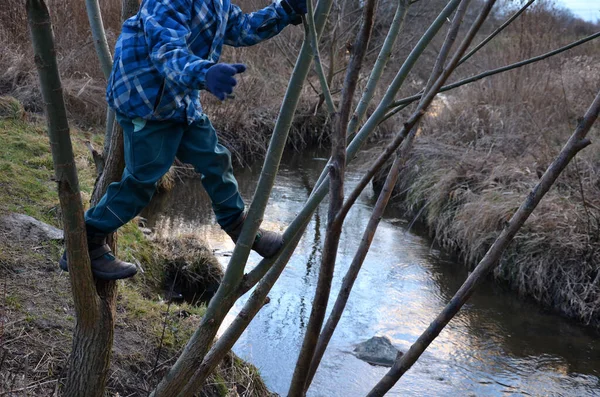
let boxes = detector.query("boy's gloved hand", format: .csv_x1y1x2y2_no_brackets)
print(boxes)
205,63,247,101
282,0,307,15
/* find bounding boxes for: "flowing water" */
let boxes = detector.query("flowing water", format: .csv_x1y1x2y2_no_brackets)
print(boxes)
144,150,600,396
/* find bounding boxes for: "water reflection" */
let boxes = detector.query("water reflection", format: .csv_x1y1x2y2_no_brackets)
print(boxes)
144,151,600,397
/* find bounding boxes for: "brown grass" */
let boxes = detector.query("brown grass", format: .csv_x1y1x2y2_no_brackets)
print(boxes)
381,10,600,327
153,234,224,304
0,225,272,397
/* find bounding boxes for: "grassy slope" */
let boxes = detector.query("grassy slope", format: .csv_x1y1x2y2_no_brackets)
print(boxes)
0,117,271,396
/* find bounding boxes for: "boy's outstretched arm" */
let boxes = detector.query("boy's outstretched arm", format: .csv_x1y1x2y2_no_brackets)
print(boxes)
224,0,307,47
142,0,214,89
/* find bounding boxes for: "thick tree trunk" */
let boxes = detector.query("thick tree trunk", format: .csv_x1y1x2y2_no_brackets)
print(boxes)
28,1,138,395
26,1,109,396
71,2,138,394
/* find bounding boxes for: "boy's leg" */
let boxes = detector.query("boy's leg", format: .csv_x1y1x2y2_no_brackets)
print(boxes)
176,115,283,258
175,114,245,230
61,115,185,280
86,115,185,232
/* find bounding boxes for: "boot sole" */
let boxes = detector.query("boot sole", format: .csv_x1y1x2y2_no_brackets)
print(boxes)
59,258,138,280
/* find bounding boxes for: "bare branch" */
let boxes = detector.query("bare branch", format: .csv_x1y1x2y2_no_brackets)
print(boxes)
303,0,336,114
367,89,600,397
151,0,338,395
459,0,536,66
179,2,464,393
304,0,473,387
290,0,379,392
384,30,600,120
335,0,497,228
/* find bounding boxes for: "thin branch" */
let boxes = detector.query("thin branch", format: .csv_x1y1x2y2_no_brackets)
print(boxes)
182,1,465,393
385,30,600,115
273,37,320,95
150,271,178,388
367,88,600,397
83,0,116,159
305,0,472,386
458,0,536,66
312,0,454,198
153,0,338,394
346,0,410,132
383,0,535,124
335,0,497,227
303,0,336,114
290,0,379,392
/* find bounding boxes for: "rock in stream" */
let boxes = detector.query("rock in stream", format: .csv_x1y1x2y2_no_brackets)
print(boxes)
353,336,403,367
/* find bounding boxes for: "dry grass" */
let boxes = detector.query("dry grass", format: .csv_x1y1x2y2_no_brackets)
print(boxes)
153,235,224,305
382,23,600,327
0,0,340,165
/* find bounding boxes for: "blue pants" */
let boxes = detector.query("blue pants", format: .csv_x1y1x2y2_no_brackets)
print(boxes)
85,113,245,233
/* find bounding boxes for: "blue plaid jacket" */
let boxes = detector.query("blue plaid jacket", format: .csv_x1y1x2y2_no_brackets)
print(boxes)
107,0,298,124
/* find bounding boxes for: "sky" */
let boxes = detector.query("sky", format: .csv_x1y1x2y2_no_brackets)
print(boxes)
559,0,600,22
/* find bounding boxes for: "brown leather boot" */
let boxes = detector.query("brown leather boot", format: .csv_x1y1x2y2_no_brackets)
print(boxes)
225,213,283,258
59,235,137,280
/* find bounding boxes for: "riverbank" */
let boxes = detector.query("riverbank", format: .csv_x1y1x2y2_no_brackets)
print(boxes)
374,57,600,329
0,115,273,396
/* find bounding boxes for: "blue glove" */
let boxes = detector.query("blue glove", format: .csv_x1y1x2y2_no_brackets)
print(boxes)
205,63,247,101
282,0,307,15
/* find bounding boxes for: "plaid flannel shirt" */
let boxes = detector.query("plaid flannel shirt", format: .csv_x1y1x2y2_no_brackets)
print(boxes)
106,0,298,124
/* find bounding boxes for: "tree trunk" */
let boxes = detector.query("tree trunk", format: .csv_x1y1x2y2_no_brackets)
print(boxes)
29,1,138,395
26,1,109,396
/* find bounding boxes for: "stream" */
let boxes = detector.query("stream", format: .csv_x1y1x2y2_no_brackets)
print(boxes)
144,150,600,396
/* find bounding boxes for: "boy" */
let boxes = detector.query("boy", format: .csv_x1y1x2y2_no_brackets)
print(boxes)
60,0,307,280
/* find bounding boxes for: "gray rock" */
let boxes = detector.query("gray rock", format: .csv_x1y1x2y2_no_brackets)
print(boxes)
354,336,402,367
139,227,153,235
0,213,64,243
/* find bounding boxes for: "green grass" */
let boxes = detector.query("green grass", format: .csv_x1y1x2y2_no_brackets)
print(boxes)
0,118,101,225
0,117,170,295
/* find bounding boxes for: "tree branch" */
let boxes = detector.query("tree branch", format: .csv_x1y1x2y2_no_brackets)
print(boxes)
181,1,465,394
386,30,600,114
367,88,600,397
458,0,535,66
152,0,338,395
303,0,336,114
347,0,410,138
304,0,473,387
290,0,379,392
